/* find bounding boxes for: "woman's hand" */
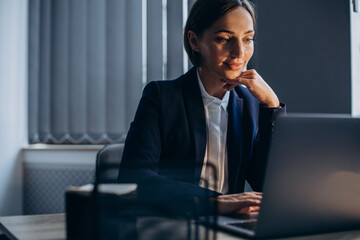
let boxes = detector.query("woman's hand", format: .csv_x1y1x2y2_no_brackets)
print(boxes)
209,192,262,215
224,69,280,108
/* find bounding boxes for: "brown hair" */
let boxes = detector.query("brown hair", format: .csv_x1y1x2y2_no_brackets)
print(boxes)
183,0,256,67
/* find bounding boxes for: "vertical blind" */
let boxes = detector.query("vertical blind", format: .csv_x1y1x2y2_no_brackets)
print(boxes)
28,0,195,144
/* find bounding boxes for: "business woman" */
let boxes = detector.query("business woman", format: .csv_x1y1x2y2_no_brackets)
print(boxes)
118,0,285,216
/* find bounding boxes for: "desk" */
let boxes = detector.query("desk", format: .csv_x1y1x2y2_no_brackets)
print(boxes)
0,214,65,240
1,214,360,240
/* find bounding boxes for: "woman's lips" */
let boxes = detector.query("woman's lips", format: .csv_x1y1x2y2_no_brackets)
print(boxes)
225,62,243,70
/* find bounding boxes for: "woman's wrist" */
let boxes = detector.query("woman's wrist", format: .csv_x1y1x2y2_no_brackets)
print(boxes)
266,100,280,108
263,97,280,108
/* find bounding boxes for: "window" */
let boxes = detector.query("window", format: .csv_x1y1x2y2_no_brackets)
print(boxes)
28,0,194,144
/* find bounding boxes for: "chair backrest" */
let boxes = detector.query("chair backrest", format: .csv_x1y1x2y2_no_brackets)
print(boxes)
95,143,124,183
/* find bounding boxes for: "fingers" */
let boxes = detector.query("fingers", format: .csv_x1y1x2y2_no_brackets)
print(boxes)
213,192,263,214
235,199,261,210
227,77,251,85
224,191,262,198
227,71,257,84
251,191,262,195
215,194,262,203
239,69,257,77
221,69,258,90
237,206,260,214
223,69,259,88
222,69,280,107
217,196,262,205
216,199,261,215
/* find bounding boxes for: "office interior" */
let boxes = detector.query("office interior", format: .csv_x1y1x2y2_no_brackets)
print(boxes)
0,0,359,239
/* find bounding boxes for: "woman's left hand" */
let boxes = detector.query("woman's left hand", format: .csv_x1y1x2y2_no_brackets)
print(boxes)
224,69,280,108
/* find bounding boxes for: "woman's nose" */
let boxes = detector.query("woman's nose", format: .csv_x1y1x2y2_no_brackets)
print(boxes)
231,40,245,58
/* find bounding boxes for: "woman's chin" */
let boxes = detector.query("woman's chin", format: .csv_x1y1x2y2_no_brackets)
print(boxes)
223,72,242,80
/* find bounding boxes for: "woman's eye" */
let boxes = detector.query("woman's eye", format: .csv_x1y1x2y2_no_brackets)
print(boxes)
216,37,230,43
245,37,254,43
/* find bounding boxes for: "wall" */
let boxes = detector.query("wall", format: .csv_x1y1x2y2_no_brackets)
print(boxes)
250,0,352,114
0,0,28,215
351,0,360,116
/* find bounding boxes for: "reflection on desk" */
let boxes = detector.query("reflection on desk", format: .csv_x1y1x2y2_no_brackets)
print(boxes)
1,214,360,240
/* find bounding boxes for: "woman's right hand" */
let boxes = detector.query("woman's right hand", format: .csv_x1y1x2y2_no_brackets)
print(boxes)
209,192,262,214
224,69,280,108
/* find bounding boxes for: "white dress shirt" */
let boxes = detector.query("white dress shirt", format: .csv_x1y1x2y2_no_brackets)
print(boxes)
197,70,229,194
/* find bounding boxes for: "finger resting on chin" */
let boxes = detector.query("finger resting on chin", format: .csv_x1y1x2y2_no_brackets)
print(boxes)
226,79,242,83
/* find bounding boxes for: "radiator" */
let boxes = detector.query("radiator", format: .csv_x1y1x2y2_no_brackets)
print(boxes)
23,147,101,214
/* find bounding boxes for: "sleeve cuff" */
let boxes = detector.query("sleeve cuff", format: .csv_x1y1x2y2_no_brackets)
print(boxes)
259,103,286,123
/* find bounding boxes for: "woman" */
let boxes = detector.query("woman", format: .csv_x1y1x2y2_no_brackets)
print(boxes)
118,0,285,216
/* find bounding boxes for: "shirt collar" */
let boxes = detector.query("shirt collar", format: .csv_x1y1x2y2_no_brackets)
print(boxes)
197,68,230,110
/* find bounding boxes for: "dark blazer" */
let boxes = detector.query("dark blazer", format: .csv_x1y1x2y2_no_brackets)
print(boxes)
118,67,285,214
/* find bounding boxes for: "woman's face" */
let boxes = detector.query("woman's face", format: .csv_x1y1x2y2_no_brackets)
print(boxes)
190,6,255,81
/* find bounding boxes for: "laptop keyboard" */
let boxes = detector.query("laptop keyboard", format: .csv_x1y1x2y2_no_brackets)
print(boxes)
228,220,257,231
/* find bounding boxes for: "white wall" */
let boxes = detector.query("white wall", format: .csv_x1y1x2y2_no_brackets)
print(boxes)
0,0,28,216
351,0,360,116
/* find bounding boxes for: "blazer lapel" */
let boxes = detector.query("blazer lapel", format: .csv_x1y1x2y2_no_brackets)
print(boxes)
227,90,244,193
182,67,207,184
233,86,258,192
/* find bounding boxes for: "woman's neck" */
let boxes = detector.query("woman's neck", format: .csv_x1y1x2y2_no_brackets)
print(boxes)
198,67,227,100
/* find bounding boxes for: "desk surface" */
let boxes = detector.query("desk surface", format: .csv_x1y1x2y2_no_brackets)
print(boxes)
0,214,65,240
1,213,360,240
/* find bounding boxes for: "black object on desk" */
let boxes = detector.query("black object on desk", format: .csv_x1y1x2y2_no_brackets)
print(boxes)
66,184,139,240
66,167,215,239
66,145,217,240
65,183,209,240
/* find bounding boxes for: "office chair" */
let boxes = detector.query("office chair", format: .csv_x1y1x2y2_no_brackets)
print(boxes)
95,143,124,184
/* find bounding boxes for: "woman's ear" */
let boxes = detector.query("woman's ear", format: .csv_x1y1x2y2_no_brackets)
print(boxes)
187,30,200,52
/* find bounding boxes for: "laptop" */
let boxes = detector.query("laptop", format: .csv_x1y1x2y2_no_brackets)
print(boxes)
202,114,360,238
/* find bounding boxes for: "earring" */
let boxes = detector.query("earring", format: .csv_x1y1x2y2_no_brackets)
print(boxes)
193,48,199,52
